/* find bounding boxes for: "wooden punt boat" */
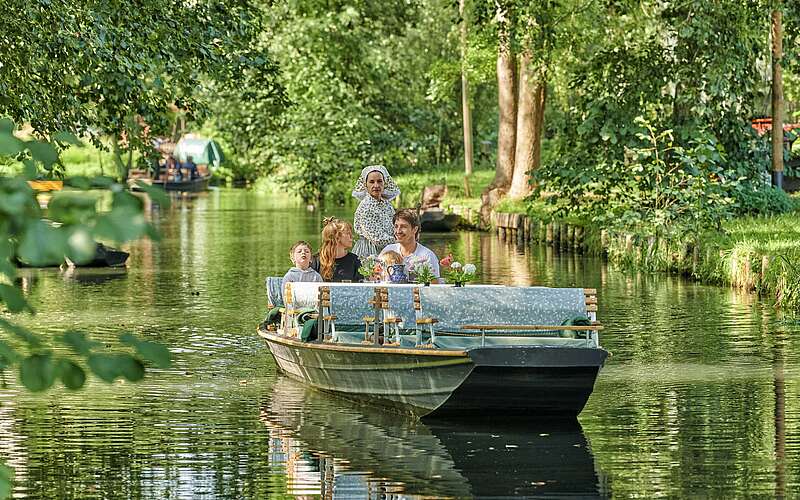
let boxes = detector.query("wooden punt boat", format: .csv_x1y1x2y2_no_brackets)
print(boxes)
258,280,609,418
150,175,210,192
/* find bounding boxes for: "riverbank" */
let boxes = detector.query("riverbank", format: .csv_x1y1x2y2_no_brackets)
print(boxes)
489,208,800,313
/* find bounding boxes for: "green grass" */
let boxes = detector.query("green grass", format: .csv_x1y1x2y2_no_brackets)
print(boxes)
60,141,119,177
392,162,494,210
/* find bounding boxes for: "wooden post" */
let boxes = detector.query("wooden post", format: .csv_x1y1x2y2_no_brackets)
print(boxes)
546,223,554,244
772,8,784,189
574,226,583,250
459,0,474,187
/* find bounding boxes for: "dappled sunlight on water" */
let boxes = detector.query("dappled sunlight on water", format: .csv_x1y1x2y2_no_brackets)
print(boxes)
2,190,800,497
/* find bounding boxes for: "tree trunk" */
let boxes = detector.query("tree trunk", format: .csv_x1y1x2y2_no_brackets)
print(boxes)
479,9,516,226
493,21,516,190
772,8,784,189
459,0,473,183
508,54,546,200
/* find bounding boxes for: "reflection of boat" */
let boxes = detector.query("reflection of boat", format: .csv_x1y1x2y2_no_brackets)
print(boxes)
61,266,128,284
259,281,608,418
419,207,460,232
261,376,604,498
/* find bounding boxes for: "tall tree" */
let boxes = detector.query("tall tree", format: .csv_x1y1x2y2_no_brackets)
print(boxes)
0,0,279,180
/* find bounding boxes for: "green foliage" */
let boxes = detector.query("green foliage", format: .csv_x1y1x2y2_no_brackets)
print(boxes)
0,123,171,497
532,0,792,235
224,0,498,202
0,0,280,180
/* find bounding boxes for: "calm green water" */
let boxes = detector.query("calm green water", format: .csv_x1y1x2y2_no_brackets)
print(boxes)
3,189,800,498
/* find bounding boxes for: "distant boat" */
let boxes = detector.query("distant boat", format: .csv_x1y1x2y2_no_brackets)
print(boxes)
418,185,459,231
149,176,210,192
132,136,223,192
27,180,63,192
65,243,129,268
419,207,460,232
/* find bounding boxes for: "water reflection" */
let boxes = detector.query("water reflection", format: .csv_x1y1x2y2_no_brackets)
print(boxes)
60,266,129,285
5,190,800,498
261,376,605,498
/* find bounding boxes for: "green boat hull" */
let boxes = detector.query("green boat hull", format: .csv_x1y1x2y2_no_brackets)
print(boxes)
260,328,608,417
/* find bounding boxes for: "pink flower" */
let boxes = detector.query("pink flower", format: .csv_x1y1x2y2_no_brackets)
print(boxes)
440,253,453,268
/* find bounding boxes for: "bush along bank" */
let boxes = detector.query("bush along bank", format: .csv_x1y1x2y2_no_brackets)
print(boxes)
490,210,800,314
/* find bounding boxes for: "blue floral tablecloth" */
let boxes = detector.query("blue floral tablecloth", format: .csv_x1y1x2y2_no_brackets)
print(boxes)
269,280,588,332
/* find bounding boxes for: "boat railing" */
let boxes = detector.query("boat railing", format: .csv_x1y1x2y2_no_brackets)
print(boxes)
460,324,603,347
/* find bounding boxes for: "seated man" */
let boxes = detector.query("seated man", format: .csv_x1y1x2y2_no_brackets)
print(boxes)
184,155,198,180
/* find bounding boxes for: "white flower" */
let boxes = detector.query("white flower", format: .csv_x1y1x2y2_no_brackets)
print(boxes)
451,261,462,270
463,263,476,275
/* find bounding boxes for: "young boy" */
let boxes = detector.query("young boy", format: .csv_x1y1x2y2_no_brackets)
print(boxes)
282,241,324,290
378,250,407,283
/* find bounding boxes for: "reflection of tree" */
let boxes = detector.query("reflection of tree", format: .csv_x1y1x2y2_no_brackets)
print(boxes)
772,331,785,499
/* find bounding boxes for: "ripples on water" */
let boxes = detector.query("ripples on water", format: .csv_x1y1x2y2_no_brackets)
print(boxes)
2,190,799,498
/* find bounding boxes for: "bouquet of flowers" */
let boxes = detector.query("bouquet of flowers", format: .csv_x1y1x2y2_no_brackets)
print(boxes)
407,255,436,285
357,255,382,282
440,253,476,286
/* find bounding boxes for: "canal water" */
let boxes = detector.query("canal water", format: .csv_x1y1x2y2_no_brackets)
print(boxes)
2,189,799,498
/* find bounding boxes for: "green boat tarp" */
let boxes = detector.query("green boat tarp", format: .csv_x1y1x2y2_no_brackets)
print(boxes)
173,138,224,168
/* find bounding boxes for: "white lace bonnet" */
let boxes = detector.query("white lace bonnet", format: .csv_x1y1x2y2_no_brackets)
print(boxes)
352,165,400,201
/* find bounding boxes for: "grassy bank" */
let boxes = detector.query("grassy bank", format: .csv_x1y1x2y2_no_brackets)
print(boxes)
493,204,800,313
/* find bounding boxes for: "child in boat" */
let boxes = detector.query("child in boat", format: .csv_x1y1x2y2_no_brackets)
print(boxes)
379,250,408,283
351,165,400,259
282,241,323,291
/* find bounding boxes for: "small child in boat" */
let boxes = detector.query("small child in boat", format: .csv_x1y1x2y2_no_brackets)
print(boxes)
379,250,408,284
282,241,323,291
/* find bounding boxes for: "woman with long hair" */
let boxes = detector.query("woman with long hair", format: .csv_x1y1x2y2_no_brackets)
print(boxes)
311,217,362,282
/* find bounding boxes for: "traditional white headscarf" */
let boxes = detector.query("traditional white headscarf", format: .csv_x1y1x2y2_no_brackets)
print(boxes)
352,165,400,201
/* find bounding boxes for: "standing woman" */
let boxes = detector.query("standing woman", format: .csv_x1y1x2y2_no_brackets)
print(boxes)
311,217,362,282
351,165,400,259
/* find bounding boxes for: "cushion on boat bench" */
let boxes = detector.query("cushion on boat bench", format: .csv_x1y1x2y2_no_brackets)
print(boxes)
285,283,588,334
265,276,285,308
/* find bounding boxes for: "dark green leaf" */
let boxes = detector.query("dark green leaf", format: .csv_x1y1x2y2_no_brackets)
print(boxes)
0,118,14,134
53,132,83,146
0,461,13,500
120,332,171,368
0,339,20,364
26,141,59,169
90,176,115,188
22,159,38,180
0,284,33,313
19,353,56,392
92,206,149,244
87,353,119,382
133,181,171,208
18,220,66,266
0,134,24,156
0,318,41,348
64,176,91,190
57,359,86,390
60,330,101,356
117,355,145,382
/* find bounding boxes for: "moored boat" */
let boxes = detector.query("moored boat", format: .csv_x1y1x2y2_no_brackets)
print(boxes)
258,280,609,418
